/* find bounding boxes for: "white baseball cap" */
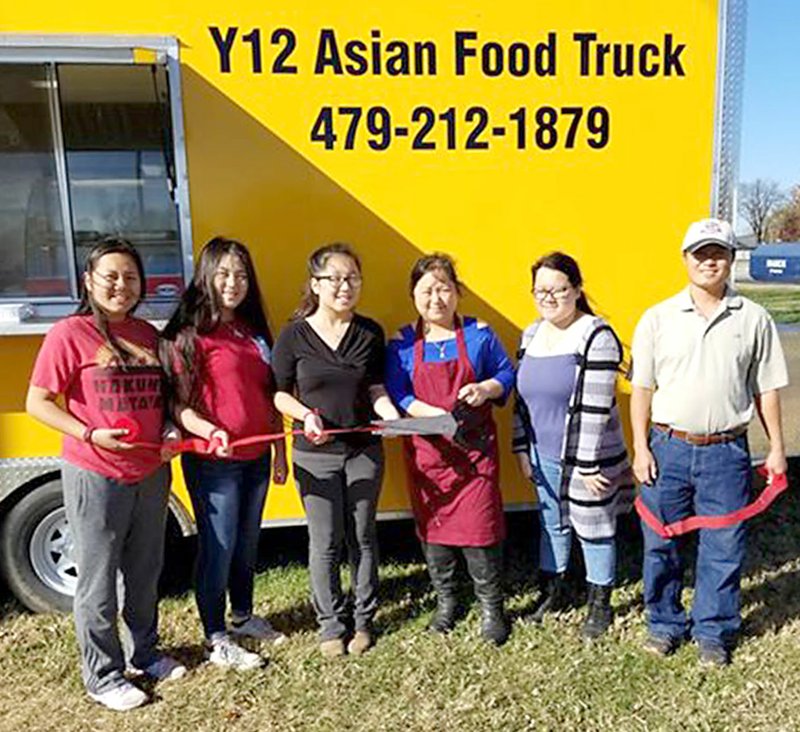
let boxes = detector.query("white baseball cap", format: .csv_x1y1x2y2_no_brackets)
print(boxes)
681,218,736,253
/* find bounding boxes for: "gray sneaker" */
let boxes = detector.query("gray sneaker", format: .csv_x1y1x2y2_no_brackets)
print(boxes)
134,654,187,682
230,615,288,645
206,636,265,671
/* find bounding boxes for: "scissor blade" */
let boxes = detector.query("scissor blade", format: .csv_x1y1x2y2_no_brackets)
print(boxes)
372,414,458,437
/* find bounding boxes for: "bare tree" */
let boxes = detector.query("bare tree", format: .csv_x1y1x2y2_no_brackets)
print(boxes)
774,185,800,242
739,179,785,243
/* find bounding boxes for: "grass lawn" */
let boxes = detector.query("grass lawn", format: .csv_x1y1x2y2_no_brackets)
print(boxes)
2,469,800,732
737,284,800,324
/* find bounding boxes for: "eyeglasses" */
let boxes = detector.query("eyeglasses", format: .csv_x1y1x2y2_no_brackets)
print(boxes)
314,274,362,288
532,286,573,301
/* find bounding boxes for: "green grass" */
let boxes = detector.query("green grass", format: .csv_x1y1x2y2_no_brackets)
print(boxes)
738,285,800,324
3,480,800,731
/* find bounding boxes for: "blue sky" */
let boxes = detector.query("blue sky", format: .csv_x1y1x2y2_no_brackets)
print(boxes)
739,0,800,192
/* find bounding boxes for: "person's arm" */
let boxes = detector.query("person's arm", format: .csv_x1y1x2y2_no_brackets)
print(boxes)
26,385,133,452
458,323,515,407
630,385,657,485
174,404,231,458
755,389,787,475
273,391,329,445
368,384,401,420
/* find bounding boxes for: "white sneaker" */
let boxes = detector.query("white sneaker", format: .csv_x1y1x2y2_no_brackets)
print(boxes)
207,636,265,671
135,654,187,682
88,681,148,711
230,615,288,646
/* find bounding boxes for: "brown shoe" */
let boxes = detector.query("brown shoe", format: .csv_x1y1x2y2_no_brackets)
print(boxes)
347,631,373,656
319,639,345,658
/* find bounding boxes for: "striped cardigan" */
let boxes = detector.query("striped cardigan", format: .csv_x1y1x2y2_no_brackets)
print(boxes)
512,317,633,540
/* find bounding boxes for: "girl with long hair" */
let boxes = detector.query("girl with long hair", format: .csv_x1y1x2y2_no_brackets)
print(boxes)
26,238,184,711
512,251,632,638
162,236,287,670
272,243,400,657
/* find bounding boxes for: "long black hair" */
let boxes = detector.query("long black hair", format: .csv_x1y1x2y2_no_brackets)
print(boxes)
530,251,595,316
293,243,362,319
75,236,146,367
161,236,272,406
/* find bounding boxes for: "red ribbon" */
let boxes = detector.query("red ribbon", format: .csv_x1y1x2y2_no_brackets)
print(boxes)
635,466,789,538
127,426,379,456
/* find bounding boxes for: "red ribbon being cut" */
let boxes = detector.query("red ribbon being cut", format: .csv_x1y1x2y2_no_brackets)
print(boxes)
113,414,459,457
635,466,789,538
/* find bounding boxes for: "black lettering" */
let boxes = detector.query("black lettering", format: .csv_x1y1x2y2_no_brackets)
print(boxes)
315,29,343,74
454,30,477,75
209,26,238,73
507,42,530,77
99,397,114,411
370,29,382,75
574,32,596,76
535,32,557,76
595,42,611,75
663,34,686,76
481,42,504,76
414,41,437,75
94,380,108,394
385,41,410,76
639,43,660,77
613,43,634,76
242,28,262,73
344,40,368,74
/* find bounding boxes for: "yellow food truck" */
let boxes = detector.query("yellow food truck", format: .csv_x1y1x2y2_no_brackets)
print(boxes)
0,0,748,611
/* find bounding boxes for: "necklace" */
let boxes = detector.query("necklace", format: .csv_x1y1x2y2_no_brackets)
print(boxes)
434,340,448,359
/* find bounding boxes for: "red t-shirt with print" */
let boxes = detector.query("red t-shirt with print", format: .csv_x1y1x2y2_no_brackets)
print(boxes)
187,320,277,461
30,315,165,483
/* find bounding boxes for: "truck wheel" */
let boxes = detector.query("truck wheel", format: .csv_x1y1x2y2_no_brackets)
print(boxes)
0,481,75,613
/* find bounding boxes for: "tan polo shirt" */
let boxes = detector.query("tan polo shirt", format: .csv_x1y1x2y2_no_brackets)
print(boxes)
631,287,788,433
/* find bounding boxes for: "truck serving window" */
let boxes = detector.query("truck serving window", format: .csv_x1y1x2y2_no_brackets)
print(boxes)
0,54,187,316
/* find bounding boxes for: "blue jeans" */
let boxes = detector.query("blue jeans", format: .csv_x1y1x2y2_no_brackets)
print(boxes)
531,449,616,587
182,453,270,640
639,428,751,647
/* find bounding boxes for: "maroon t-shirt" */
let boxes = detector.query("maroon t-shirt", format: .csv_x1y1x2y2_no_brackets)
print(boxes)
187,321,276,461
30,315,165,483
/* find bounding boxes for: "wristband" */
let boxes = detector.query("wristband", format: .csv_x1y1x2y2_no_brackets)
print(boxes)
82,425,95,443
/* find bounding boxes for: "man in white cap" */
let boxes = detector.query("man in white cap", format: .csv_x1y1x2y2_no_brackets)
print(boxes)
630,217,788,666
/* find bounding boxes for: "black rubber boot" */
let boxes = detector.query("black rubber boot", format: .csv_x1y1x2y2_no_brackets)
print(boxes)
422,543,459,634
528,571,569,624
582,583,613,639
463,545,509,647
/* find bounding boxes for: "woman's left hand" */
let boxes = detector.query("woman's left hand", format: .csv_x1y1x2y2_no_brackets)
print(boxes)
580,472,612,496
273,446,289,485
457,382,490,407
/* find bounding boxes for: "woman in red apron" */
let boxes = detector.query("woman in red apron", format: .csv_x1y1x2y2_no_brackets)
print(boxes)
385,254,515,645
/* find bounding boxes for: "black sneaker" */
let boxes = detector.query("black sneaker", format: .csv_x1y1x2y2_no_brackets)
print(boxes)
643,633,681,657
698,643,730,667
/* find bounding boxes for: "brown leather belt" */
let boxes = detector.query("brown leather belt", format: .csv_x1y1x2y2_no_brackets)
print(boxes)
652,423,747,447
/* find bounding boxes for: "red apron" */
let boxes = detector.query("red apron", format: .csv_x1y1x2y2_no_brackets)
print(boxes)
404,318,505,546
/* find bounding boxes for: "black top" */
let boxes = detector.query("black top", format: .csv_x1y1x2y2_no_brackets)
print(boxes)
272,314,386,453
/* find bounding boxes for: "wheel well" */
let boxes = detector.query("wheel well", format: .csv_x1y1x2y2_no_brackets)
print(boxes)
0,471,62,522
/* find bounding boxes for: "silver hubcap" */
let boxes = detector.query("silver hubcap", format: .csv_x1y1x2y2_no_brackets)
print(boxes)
29,508,77,596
